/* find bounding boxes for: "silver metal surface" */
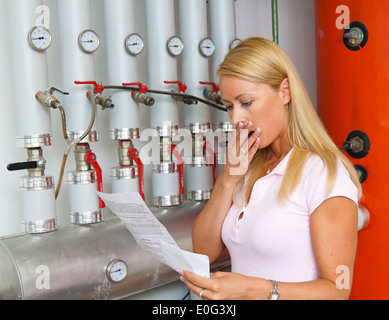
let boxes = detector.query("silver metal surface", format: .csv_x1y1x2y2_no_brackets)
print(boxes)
186,189,212,201
110,128,140,140
70,210,103,225
0,201,227,300
19,176,54,191
22,218,57,234
152,194,184,207
110,167,138,180
67,130,98,143
16,134,53,148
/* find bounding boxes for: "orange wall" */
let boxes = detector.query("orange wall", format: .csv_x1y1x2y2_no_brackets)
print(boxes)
315,0,389,299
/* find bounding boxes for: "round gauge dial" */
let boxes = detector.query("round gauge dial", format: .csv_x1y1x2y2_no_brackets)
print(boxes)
28,26,52,52
106,259,127,283
167,36,184,56
199,38,215,57
230,38,242,50
125,33,144,56
78,29,100,54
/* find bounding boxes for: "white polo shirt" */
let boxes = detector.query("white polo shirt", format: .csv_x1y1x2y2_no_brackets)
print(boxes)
221,149,359,282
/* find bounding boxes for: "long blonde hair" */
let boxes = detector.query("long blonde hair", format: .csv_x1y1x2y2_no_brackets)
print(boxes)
217,37,362,205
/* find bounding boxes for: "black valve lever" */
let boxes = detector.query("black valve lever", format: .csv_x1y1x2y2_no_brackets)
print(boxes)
7,161,38,171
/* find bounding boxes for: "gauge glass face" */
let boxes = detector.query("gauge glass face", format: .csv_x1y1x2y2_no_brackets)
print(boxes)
29,26,52,51
79,30,100,53
230,38,241,49
107,260,127,283
199,38,215,57
125,33,144,56
167,36,184,56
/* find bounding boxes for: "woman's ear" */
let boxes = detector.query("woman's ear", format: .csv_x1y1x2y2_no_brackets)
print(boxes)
280,78,291,105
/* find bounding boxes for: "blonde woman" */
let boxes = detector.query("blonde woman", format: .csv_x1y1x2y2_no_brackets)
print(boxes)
180,37,362,300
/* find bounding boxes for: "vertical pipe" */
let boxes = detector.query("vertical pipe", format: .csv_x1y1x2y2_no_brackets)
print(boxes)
6,0,57,233
103,0,140,140
0,0,21,236
208,0,237,177
57,0,101,223
179,0,211,126
104,0,141,196
208,0,236,127
179,0,213,200
145,0,180,130
7,0,53,148
57,0,98,142
146,0,182,206
272,0,279,44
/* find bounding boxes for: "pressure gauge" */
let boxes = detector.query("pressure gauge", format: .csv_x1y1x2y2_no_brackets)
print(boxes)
199,38,216,57
28,26,52,52
125,33,144,56
106,259,127,283
230,38,242,50
167,36,184,56
78,29,100,54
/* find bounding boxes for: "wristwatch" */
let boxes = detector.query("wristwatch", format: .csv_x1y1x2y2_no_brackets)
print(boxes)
268,280,280,300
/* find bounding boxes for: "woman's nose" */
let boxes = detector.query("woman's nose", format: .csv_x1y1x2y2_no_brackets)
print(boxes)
229,108,244,126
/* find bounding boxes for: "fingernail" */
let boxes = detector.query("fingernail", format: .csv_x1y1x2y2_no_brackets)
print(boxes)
255,127,261,133
180,276,184,282
256,137,260,143
238,121,242,128
248,121,253,126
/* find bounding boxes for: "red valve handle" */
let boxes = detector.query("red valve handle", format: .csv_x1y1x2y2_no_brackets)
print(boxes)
164,81,187,92
199,81,219,93
170,144,185,195
74,81,104,94
84,152,105,208
122,82,148,93
203,140,216,186
128,148,145,201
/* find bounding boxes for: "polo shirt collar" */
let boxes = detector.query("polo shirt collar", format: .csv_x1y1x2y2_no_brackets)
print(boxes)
270,147,294,176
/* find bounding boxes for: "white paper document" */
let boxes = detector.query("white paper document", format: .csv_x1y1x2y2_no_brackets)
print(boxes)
97,192,210,278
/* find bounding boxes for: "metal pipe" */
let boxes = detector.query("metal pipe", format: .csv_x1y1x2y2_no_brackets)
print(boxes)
0,201,229,300
272,0,279,44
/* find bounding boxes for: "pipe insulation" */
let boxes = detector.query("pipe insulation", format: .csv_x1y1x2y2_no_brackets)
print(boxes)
145,0,180,130
0,201,230,300
103,0,140,140
178,0,211,126
6,0,53,148
208,0,237,126
57,0,98,142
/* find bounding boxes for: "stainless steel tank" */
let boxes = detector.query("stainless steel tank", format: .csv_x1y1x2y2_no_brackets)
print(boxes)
0,200,226,300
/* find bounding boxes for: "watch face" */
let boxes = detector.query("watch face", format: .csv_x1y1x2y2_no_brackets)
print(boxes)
167,36,184,56
28,26,52,51
125,33,144,56
79,30,100,53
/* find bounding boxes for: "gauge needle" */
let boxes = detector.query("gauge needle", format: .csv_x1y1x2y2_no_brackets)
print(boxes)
32,37,45,40
112,269,122,273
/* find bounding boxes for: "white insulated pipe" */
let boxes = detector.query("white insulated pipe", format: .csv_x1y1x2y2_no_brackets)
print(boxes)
104,0,141,196
57,0,98,142
208,0,237,126
103,0,140,140
7,0,53,148
145,0,180,131
179,0,214,200
178,0,211,127
6,0,57,233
